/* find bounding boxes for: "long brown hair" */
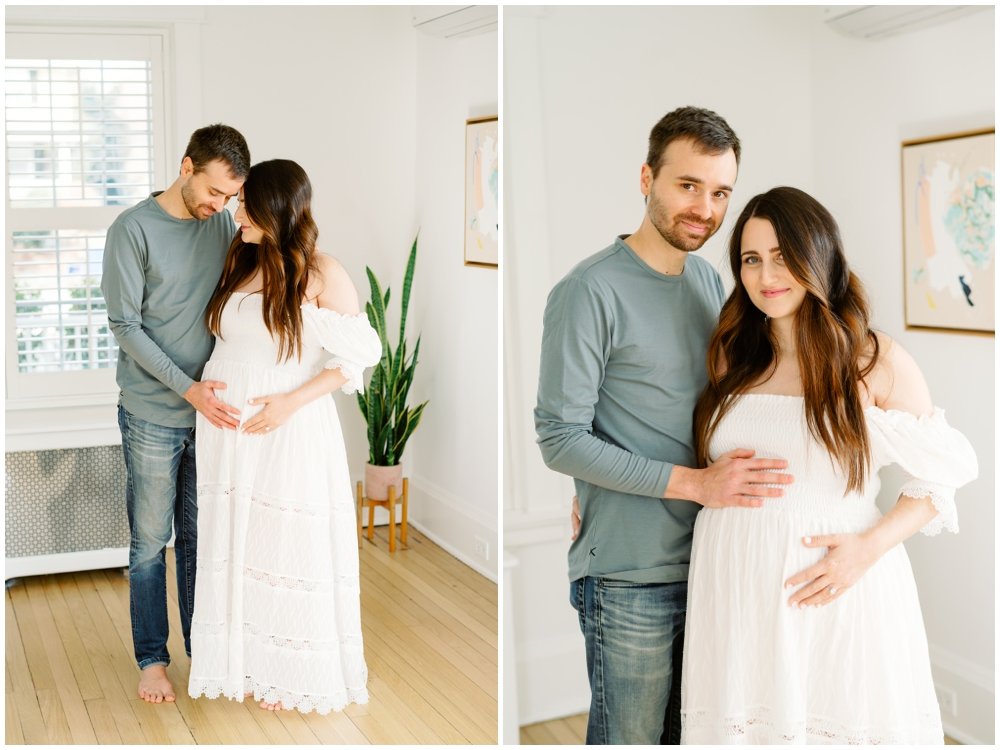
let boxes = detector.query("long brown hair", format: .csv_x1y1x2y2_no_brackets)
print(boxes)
206,159,320,362
693,186,879,494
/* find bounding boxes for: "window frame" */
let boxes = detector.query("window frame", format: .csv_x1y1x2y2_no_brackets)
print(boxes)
5,25,170,406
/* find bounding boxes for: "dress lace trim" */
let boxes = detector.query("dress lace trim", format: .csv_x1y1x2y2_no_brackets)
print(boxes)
195,560,359,592
196,483,354,516
191,620,363,649
899,478,959,536
189,675,369,715
324,356,366,395
682,706,942,744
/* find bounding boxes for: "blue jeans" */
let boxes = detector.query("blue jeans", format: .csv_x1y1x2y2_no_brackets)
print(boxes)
117,404,197,670
570,576,687,745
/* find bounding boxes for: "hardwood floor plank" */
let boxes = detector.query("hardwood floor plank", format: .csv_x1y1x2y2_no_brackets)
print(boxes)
273,707,323,744
369,528,498,618
364,671,446,744
363,536,497,642
295,714,350,745
35,687,73,744
361,562,497,665
42,577,103,701
5,594,48,744
361,638,467,744
8,583,56,692
360,562,496,671
84,698,124,744
5,529,496,745
548,716,583,744
245,703,298,744
565,711,588,738
65,573,147,745
363,626,493,743
25,580,97,744
362,612,494,739
5,687,25,744
362,545,496,656
521,721,560,744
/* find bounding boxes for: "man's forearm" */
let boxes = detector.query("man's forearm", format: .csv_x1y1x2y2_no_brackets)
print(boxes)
537,422,673,498
663,464,701,501
110,321,196,396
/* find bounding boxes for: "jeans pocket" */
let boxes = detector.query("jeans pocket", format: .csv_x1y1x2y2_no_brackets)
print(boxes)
571,578,590,633
597,578,646,589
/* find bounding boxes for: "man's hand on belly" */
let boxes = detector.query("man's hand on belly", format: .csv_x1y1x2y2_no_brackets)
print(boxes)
185,380,240,430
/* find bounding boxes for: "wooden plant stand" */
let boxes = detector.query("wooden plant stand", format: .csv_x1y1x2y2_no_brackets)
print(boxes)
356,478,409,553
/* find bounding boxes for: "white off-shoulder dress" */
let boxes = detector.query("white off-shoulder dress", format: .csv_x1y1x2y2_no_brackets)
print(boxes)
188,292,381,714
680,394,978,745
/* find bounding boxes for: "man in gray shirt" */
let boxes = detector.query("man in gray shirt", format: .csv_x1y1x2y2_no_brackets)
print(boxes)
102,124,250,704
535,107,792,744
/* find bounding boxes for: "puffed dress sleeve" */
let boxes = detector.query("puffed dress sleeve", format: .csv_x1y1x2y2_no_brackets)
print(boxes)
867,407,979,536
301,304,383,395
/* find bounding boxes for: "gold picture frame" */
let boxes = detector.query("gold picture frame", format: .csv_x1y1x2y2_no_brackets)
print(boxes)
464,116,499,268
901,127,994,334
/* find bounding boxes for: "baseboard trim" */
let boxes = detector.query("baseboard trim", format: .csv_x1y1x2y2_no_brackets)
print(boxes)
928,642,994,744
408,518,498,583
5,548,128,580
929,643,994,692
941,722,985,746
404,475,498,582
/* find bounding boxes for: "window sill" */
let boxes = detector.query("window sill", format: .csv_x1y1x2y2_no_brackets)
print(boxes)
6,396,121,451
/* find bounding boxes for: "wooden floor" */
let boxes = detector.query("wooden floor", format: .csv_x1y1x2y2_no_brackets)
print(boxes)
5,527,498,744
520,712,587,744
521,713,961,745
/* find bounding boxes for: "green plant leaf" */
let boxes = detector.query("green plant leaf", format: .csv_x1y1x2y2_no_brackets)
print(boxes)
398,235,417,354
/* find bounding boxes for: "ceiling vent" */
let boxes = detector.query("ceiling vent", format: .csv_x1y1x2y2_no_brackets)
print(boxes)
823,5,986,39
412,6,498,39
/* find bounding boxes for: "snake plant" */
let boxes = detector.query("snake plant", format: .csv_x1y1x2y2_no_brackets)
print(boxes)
357,236,428,467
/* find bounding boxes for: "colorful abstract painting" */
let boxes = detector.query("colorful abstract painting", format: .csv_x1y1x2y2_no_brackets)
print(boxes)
902,129,994,333
465,116,499,268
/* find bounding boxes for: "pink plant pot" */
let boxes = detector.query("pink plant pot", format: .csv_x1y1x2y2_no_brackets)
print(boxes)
364,463,403,501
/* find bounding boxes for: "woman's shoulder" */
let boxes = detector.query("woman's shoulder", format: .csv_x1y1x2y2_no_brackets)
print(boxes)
306,251,361,314
863,331,933,414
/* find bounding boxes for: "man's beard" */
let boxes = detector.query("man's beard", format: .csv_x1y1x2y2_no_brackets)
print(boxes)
648,192,716,253
180,181,213,220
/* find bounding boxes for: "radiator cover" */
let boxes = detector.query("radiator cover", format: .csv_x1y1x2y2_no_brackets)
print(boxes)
5,446,129,565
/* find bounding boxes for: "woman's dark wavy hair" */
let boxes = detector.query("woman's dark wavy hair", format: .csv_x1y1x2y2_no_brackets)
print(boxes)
206,159,320,362
693,186,879,494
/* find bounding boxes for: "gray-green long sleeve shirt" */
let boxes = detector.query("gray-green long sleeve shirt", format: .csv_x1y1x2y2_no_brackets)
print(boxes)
535,237,725,583
102,193,234,428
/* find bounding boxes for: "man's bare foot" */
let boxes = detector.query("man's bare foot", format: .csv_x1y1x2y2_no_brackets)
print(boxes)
138,664,176,703
259,699,284,711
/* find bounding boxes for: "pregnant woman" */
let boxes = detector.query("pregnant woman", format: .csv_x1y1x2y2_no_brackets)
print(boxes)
188,159,381,713
681,186,978,744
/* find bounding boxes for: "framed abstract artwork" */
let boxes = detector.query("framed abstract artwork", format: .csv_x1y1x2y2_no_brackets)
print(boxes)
464,115,499,268
901,128,994,334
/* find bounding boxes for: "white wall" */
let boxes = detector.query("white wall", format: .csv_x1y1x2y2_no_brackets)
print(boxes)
410,28,499,580
809,11,995,744
503,5,995,743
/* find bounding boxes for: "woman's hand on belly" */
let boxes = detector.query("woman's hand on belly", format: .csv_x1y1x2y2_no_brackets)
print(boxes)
241,390,303,435
783,532,881,608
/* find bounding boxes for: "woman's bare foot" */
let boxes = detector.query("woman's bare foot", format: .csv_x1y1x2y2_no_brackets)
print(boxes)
259,699,284,711
138,664,176,703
